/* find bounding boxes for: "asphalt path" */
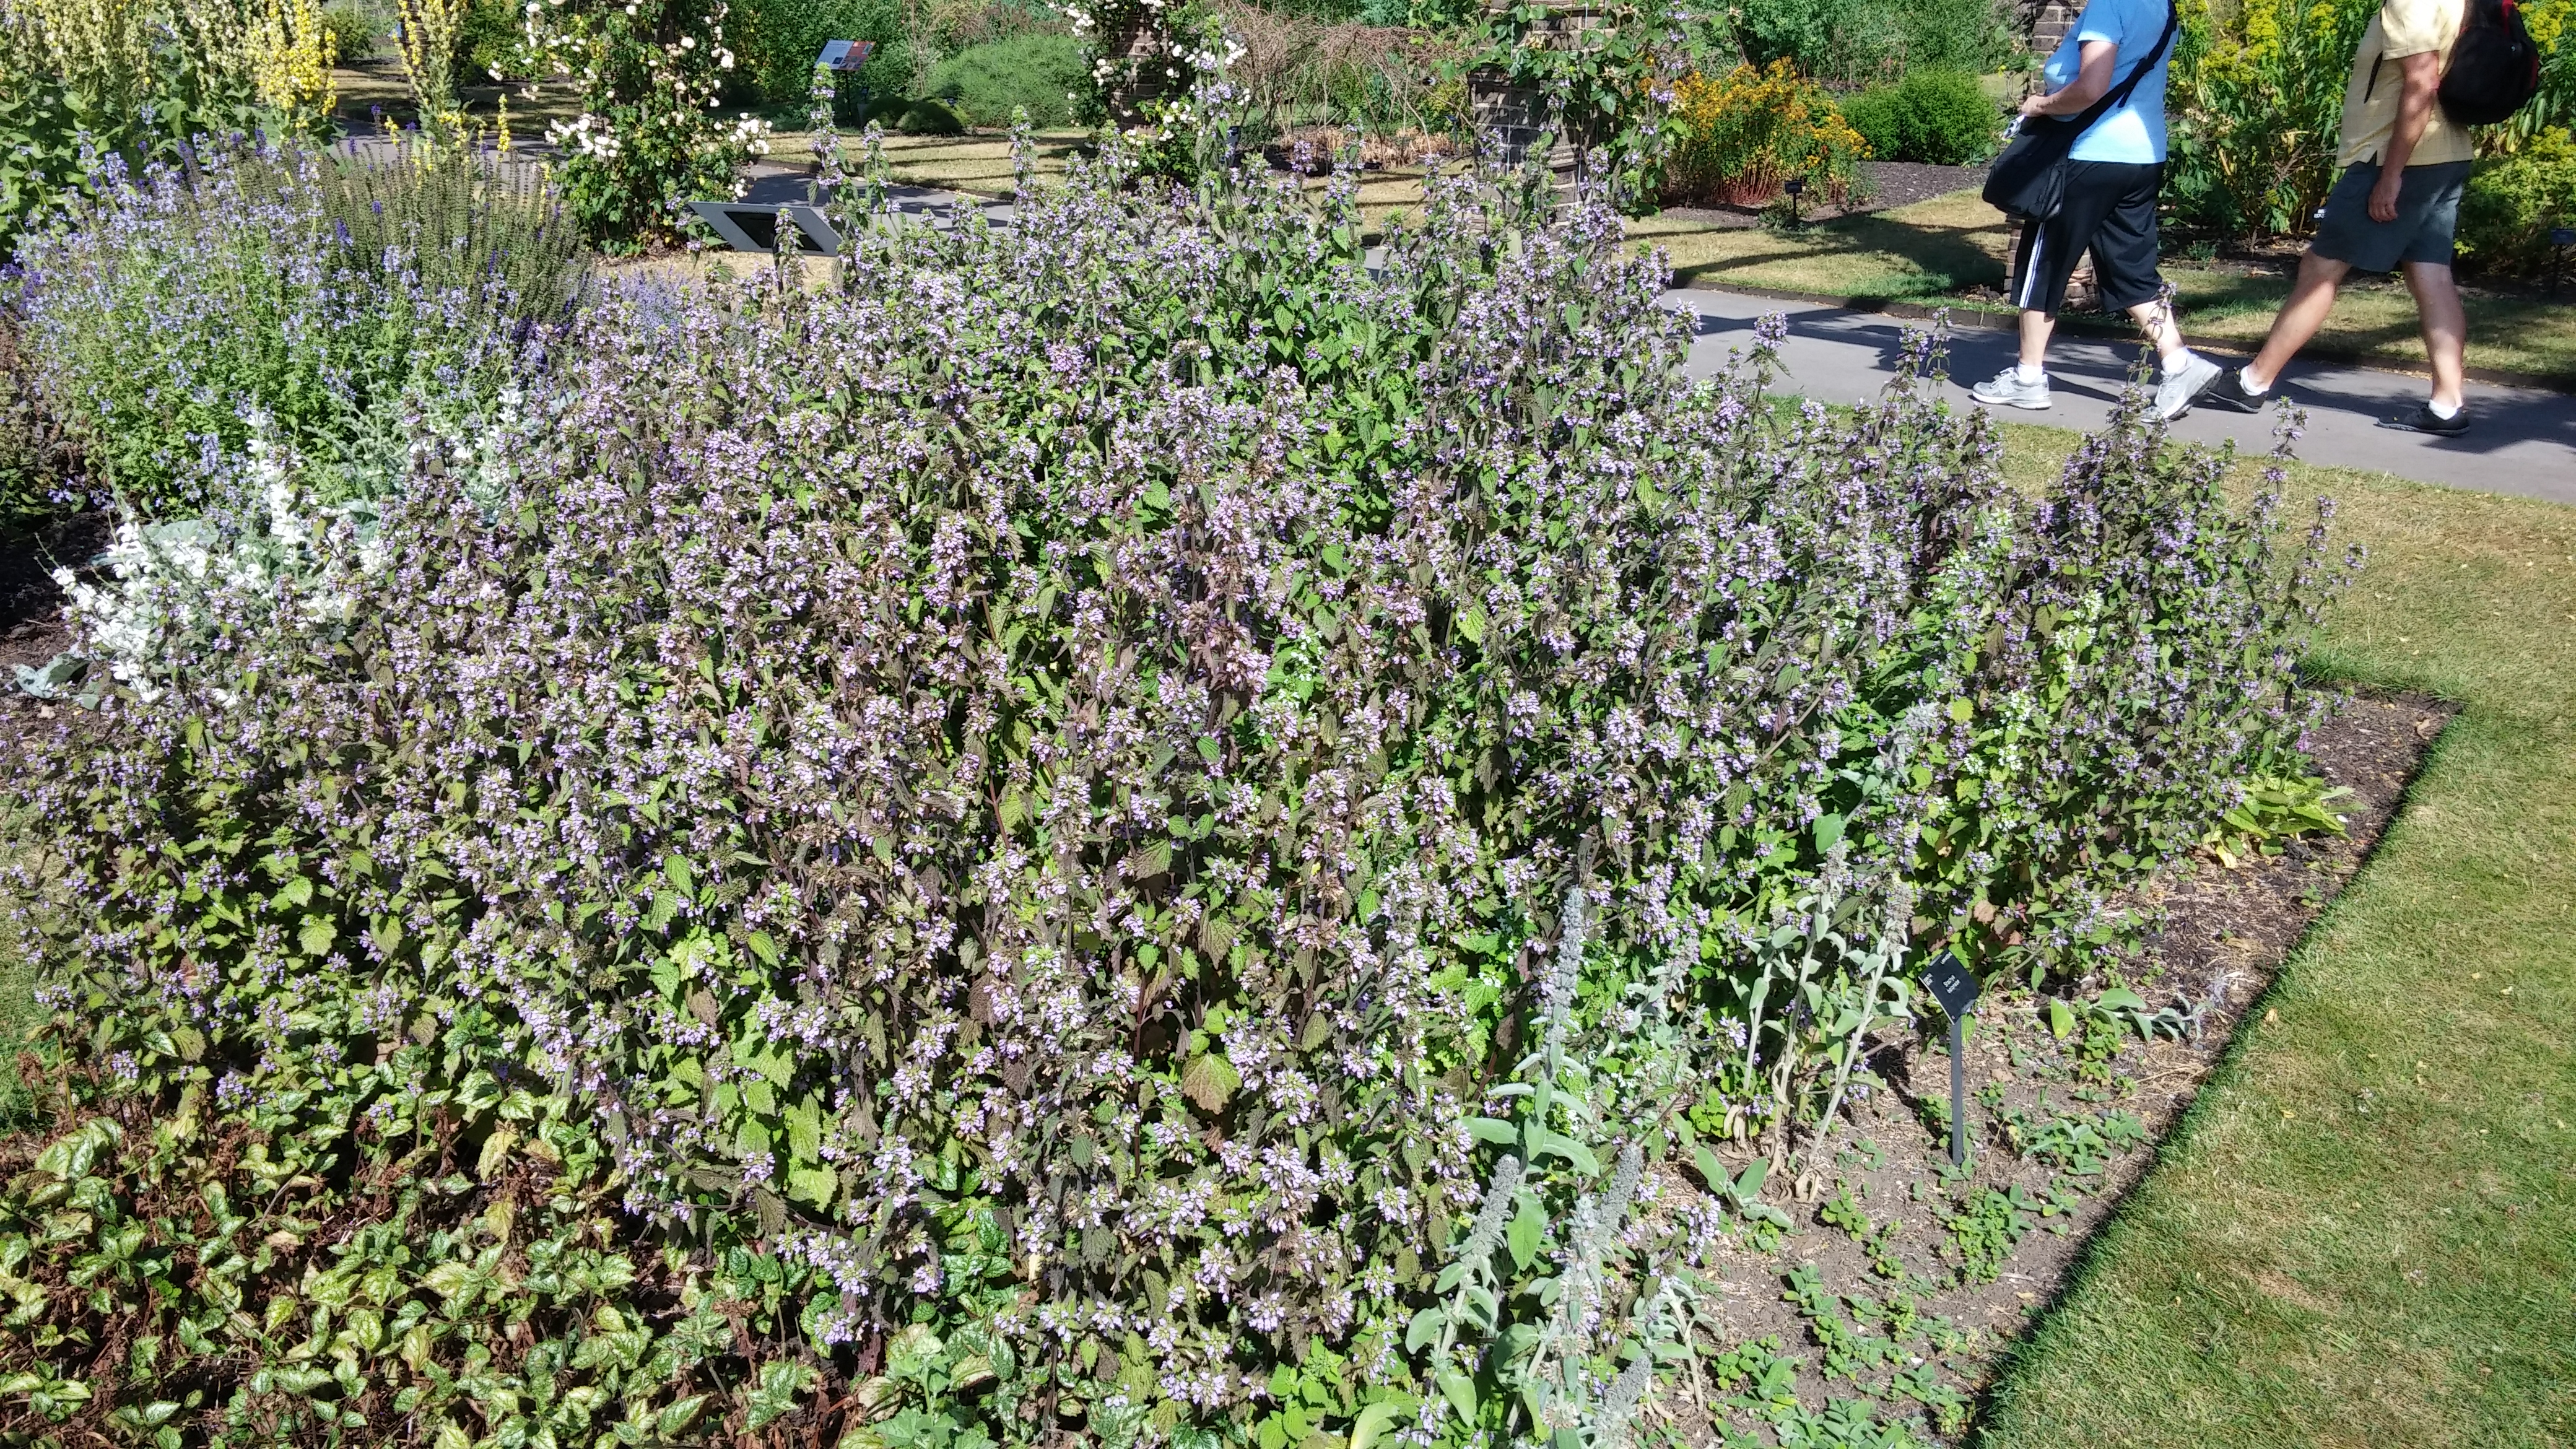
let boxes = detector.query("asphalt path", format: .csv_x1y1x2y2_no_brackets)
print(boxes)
1669,287,2576,507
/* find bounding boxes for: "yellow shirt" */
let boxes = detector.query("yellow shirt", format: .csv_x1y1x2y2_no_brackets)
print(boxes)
2336,0,2476,168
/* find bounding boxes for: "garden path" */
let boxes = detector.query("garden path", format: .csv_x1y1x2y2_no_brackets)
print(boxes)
1671,287,2576,507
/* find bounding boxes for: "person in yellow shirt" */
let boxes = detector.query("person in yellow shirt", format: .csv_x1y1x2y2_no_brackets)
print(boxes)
2182,0,2478,433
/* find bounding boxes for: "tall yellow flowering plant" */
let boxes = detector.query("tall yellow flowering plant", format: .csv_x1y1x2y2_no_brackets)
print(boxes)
1662,61,1869,208
0,0,336,245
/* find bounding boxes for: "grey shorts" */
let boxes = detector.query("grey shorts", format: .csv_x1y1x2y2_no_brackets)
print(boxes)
2312,160,2471,271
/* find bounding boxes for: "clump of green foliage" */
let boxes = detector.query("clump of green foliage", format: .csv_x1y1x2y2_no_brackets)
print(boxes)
729,0,913,108
923,33,1086,127
1727,0,2011,86
1842,71,2003,167
2458,128,2576,277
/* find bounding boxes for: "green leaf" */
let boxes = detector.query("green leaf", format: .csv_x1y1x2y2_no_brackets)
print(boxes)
1692,1145,1727,1193
1435,1370,1477,1423
1947,696,1975,724
1349,1398,1412,1449
1735,1157,1769,1199
297,916,337,958
1505,1190,1544,1270
1536,1130,1599,1175
1179,1052,1240,1113
1455,604,1488,646
746,1361,811,1429
1466,1116,1518,1144
656,1395,711,1438
1404,1307,1442,1354
788,1165,838,1211
2047,999,2076,1040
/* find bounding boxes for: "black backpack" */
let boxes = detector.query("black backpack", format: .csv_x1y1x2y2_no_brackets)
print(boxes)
2439,0,2541,126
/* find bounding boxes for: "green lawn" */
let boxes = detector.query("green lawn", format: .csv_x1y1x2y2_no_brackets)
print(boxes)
1970,424,2576,1448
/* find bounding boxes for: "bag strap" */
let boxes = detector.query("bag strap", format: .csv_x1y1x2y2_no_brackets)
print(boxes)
2061,0,2180,134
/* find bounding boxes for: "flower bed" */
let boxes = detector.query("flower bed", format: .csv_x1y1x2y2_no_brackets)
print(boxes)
0,142,2347,1444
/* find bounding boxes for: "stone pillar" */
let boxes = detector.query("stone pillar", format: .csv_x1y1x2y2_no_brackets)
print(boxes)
1466,0,1603,194
1104,23,1183,129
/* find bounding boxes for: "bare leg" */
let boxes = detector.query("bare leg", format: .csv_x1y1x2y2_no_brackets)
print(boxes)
2243,250,2352,390
2403,260,2468,411
2125,294,2188,366
2017,309,2055,371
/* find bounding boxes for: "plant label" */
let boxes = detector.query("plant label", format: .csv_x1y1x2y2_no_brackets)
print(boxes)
1925,950,1980,1021
817,40,876,71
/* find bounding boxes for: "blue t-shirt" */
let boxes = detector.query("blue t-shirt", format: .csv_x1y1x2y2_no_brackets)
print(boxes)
2042,0,2176,163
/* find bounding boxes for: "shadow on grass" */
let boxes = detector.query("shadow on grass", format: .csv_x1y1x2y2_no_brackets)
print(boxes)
1668,209,2009,300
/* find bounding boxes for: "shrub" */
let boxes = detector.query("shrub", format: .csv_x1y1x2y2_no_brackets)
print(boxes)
317,0,383,61
2165,0,2375,237
1664,61,1871,206
923,32,1087,126
1728,0,2008,87
10,141,584,519
2458,126,2576,276
4,133,2348,1442
1842,69,2002,165
895,94,968,132
456,0,531,79
1895,0,2013,76
531,0,771,250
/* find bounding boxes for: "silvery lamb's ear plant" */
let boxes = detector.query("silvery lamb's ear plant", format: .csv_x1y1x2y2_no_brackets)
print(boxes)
4,116,2353,1445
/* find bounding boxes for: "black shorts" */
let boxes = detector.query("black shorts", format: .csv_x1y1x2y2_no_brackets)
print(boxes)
2011,160,2166,316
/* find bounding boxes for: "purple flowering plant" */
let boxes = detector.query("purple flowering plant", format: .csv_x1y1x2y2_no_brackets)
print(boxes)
0,130,2352,1443
9,137,582,520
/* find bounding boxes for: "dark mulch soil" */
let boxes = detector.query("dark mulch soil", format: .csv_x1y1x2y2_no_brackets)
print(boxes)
1651,691,2449,1442
0,515,95,756
1660,162,1989,230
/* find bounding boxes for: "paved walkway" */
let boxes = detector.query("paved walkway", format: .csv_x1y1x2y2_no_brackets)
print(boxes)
1671,288,2576,507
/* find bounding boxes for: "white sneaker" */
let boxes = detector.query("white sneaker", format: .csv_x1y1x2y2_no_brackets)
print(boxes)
2155,352,2223,420
1972,367,2052,411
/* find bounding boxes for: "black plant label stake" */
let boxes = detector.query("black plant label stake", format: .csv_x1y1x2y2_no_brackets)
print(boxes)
1925,951,1982,1167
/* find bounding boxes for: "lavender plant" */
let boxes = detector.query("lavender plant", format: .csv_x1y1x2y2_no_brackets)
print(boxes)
2,131,2349,1443
8,137,580,518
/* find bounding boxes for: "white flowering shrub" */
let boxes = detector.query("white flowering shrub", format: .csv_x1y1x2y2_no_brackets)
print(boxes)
531,0,771,248
1062,0,1239,172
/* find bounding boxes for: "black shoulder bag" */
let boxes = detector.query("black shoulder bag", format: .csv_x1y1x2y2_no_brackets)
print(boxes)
1983,1,2179,220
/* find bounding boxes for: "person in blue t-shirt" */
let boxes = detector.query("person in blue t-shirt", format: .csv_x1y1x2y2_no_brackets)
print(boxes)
1970,0,2221,419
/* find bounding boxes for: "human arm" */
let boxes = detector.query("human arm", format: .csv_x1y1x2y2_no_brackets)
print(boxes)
2021,39,2118,118
2369,50,2442,221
